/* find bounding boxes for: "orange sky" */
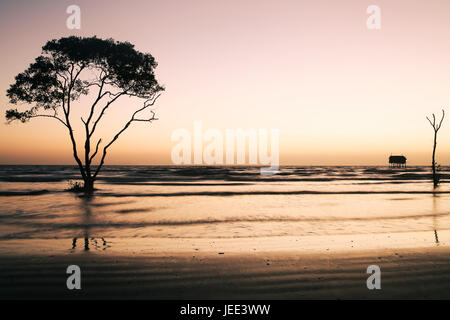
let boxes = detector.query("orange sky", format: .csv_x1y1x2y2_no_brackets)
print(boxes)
1,0,450,165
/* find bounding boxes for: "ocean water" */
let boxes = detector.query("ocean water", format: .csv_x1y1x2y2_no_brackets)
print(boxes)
0,165,449,253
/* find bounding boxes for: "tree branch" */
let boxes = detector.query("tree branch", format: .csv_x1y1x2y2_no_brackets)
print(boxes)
86,76,109,126
427,109,445,132
437,109,445,131
93,94,160,179
29,114,68,128
89,90,127,138
89,138,102,163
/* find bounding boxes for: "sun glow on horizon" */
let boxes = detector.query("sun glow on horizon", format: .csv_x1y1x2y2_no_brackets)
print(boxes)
1,0,450,166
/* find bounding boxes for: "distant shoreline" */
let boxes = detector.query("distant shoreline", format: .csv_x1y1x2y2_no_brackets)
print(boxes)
0,164,442,167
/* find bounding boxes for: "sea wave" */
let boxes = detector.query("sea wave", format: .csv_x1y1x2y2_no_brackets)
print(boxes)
0,165,447,184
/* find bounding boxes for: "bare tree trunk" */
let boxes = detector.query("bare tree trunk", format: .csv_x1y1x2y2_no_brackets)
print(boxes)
427,109,445,189
432,131,437,187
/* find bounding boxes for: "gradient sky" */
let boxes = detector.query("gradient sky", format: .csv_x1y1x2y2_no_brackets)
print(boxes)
1,0,450,165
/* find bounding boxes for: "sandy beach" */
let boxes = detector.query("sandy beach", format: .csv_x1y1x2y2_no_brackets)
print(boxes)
0,235,449,299
1,247,450,299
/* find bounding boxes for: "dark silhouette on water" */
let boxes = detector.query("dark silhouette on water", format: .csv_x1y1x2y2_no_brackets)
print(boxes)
426,109,445,188
389,155,407,168
70,195,110,252
432,193,440,245
4,36,164,193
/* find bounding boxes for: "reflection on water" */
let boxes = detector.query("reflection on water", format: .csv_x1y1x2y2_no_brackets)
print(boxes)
0,166,449,253
71,237,111,252
70,195,111,252
433,192,440,245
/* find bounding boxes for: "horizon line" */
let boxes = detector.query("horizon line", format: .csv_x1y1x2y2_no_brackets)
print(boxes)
0,163,440,167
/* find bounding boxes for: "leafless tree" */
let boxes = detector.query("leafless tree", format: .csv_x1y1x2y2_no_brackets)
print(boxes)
426,109,445,188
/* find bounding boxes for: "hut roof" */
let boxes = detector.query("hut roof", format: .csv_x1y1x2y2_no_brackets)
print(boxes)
389,155,407,163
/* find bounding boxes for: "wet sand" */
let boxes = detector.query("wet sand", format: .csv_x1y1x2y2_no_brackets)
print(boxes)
1,246,449,299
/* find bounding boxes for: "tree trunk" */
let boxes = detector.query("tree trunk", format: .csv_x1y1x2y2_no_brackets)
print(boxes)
83,175,95,193
426,110,444,189
432,131,438,188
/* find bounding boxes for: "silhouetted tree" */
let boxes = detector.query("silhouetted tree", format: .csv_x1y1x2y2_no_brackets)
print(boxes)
5,36,164,192
426,109,445,188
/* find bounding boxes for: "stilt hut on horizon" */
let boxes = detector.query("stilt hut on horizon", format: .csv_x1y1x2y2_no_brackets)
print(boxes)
389,155,407,168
